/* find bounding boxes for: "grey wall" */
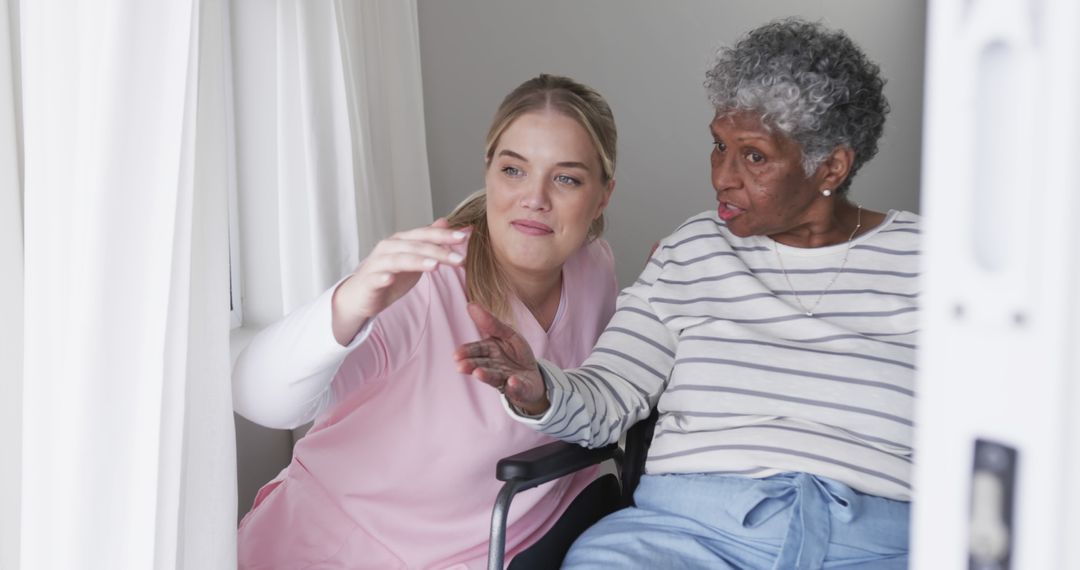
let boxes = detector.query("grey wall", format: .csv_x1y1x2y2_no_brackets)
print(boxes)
418,0,926,287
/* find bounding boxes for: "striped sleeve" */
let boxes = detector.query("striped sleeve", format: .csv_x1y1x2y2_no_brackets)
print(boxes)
512,209,920,500
524,222,690,447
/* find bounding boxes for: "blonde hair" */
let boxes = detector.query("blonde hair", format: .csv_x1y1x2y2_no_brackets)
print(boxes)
446,74,617,322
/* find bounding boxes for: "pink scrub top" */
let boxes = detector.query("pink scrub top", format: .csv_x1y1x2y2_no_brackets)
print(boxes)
236,238,618,569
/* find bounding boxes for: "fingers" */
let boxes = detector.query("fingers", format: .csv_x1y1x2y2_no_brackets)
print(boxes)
453,338,498,360
389,219,467,246
359,220,468,281
504,375,538,403
457,301,547,410
455,360,511,389
453,344,509,378
462,366,541,404
466,303,517,340
453,344,517,385
372,236,464,265
473,366,512,387
362,250,460,276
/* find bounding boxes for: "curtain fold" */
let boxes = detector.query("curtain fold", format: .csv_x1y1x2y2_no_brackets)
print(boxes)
235,0,433,326
230,0,433,518
20,1,234,568
275,0,363,313
341,0,433,244
165,0,238,567
11,0,428,566
0,0,23,568
175,0,237,566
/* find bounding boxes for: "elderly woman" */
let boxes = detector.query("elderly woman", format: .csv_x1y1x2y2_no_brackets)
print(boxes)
456,19,917,569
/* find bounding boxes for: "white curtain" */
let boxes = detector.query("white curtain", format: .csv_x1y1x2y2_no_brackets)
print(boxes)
233,0,433,327
0,0,23,568
229,0,433,519
20,1,235,569
11,0,430,566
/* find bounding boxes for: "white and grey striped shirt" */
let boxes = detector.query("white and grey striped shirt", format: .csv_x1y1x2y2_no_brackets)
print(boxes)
522,209,920,501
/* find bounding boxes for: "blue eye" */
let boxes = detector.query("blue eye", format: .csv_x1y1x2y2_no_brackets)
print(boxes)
555,174,581,186
501,166,523,177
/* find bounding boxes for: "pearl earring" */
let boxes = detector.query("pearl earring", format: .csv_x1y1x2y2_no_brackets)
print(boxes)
822,188,832,197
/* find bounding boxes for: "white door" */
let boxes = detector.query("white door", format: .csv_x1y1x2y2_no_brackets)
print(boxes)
913,0,1080,568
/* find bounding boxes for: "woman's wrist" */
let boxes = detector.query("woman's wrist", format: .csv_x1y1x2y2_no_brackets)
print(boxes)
514,397,551,418
331,276,372,346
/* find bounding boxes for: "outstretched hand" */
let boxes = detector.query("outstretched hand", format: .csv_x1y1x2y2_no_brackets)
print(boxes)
455,303,551,416
331,218,466,346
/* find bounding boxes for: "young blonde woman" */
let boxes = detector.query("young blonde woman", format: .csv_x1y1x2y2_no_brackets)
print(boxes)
233,74,619,569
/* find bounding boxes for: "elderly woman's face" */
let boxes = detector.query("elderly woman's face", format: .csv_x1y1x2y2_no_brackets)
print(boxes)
710,112,823,239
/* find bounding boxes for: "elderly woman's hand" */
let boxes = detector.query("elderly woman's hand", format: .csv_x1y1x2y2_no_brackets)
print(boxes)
455,303,551,416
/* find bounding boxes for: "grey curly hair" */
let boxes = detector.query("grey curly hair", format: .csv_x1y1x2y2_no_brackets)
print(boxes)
704,18,889,194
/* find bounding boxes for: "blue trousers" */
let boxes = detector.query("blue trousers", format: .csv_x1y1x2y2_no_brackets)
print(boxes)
562,472,909,570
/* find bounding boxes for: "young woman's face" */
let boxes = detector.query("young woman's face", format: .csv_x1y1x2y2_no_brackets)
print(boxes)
484,110,613,279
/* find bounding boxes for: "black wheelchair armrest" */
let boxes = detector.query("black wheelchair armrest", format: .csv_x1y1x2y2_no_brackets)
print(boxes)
496,440,621,486
488,440,620,570
489,411,658,569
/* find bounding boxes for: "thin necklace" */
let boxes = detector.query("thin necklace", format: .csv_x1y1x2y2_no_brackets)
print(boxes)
772,204,862,317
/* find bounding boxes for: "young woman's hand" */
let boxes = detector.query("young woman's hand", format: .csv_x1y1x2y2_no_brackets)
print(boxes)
331,218,466,345
455,303,551,416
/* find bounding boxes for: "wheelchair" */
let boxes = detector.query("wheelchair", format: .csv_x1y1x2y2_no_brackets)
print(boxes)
488,409,659,570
